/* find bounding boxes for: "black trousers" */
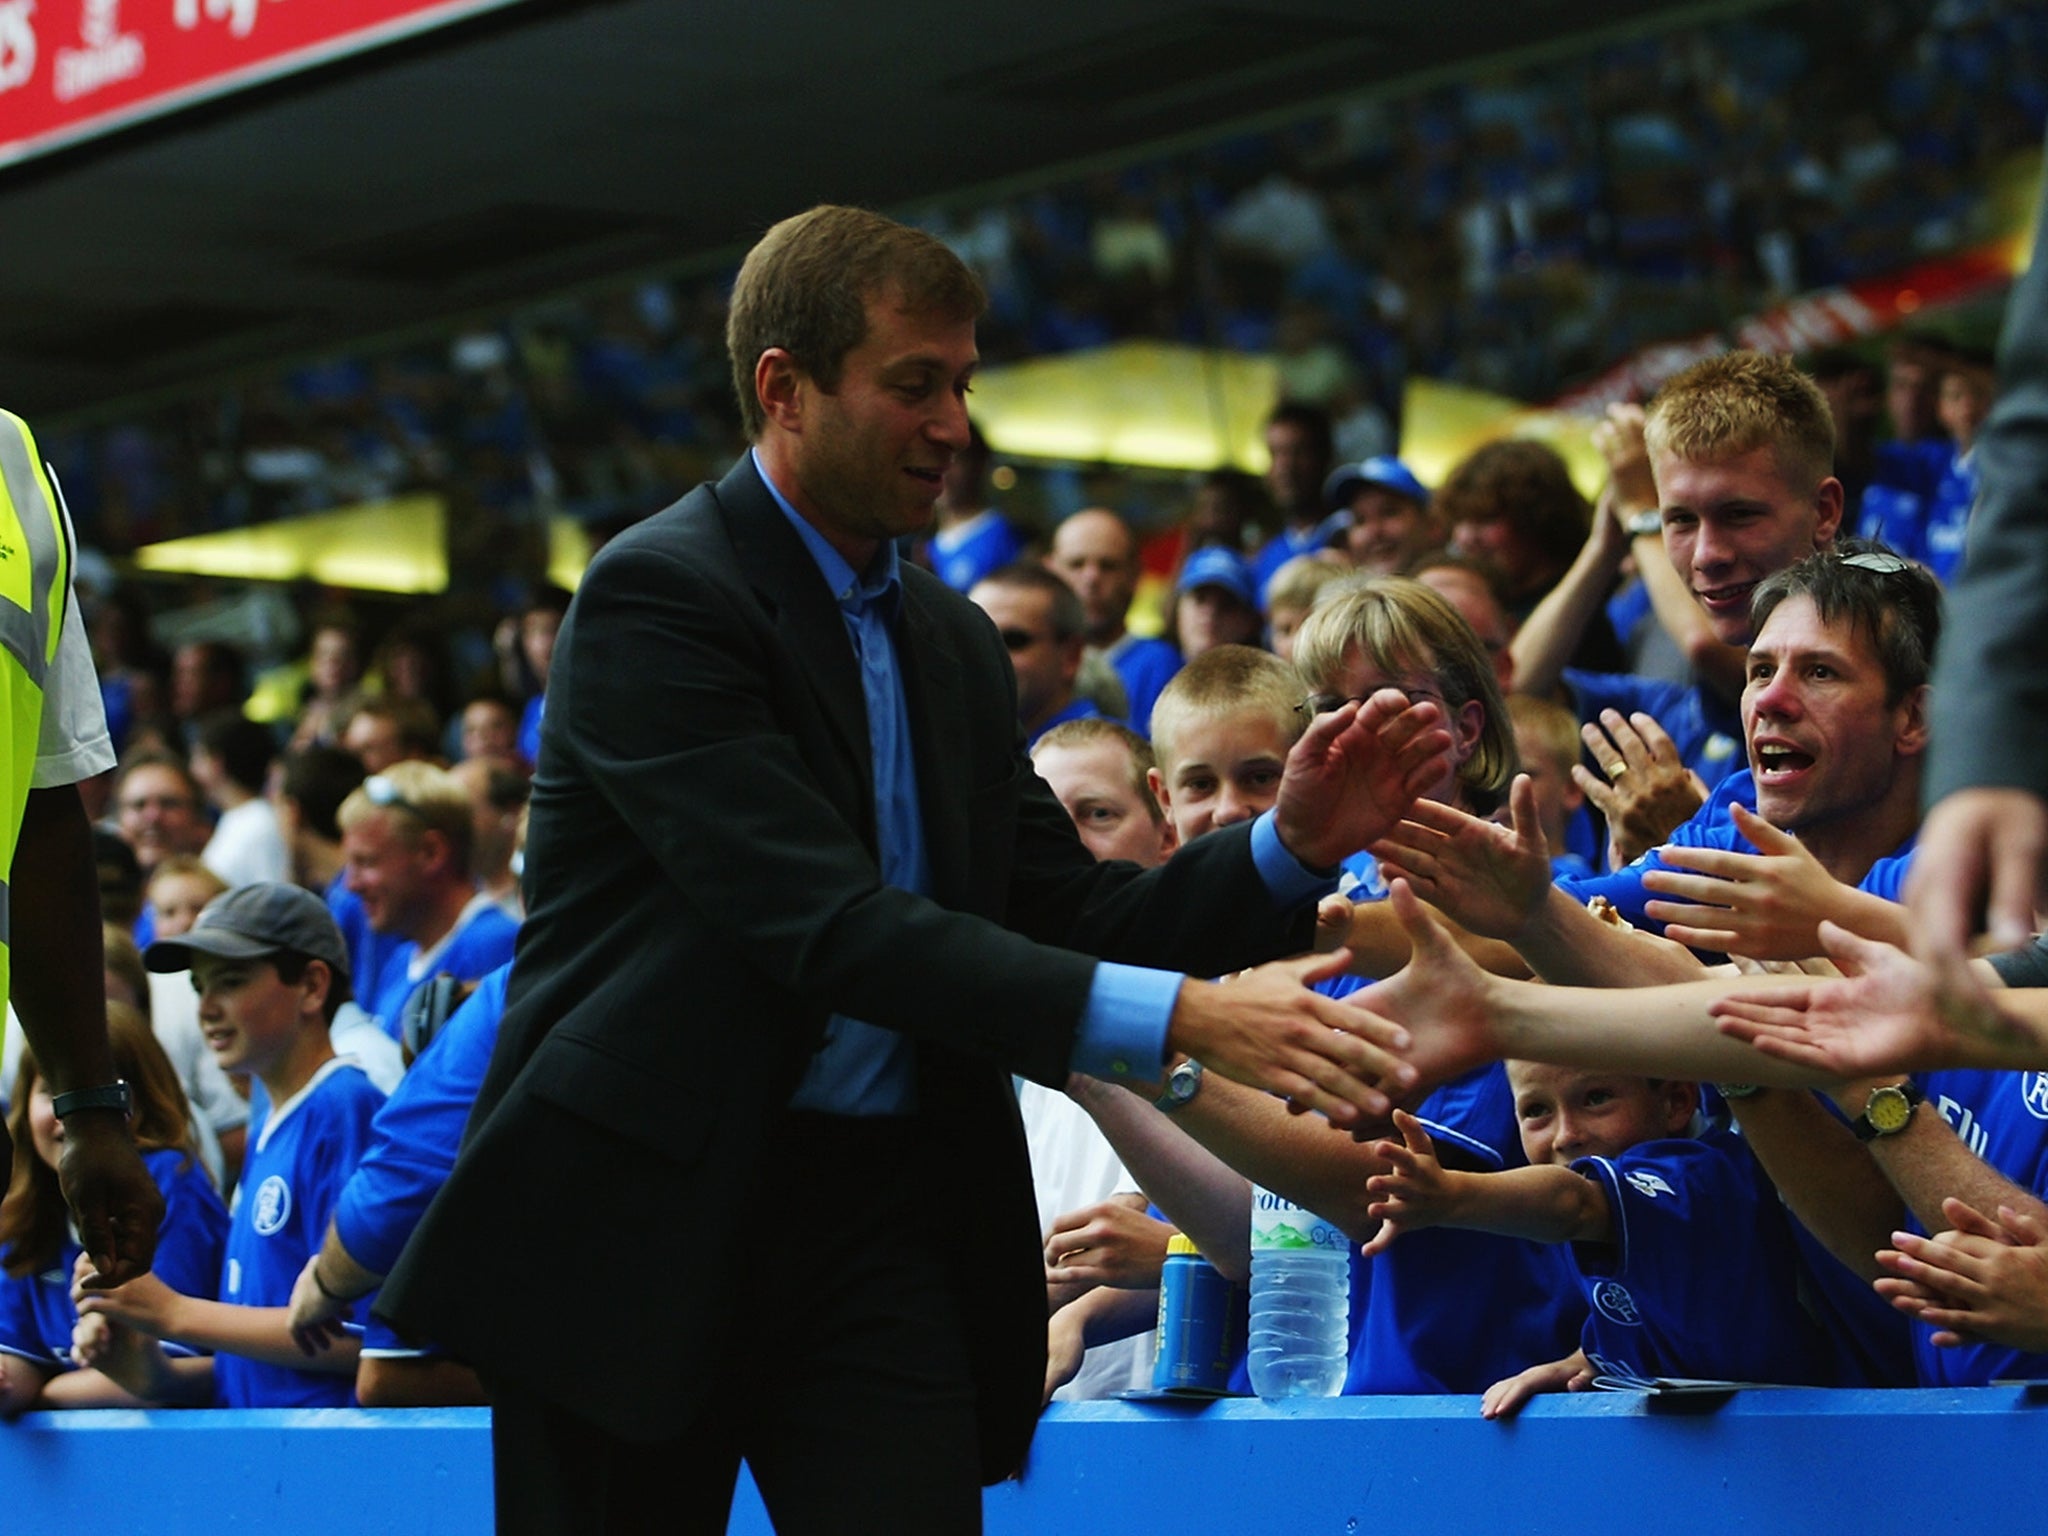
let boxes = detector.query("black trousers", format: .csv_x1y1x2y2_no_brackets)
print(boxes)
490,1114,985,1536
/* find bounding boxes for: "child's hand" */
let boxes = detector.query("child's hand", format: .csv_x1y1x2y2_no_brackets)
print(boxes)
1360,1109,1457,1257
72,1256,186,1342
1480,1349,1593,1420
70,1310,164,1400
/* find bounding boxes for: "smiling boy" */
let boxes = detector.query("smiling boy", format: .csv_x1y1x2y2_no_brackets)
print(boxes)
1144,645,1302,844
1363,1059,1842,1411
74,884,385,1407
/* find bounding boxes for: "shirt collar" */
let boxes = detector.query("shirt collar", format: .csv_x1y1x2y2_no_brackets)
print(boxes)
753,447,901,614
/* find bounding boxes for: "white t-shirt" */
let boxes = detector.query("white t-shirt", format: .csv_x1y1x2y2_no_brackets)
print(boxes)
1020,1080,1156,1401
33,596,115,790
202,797,292,887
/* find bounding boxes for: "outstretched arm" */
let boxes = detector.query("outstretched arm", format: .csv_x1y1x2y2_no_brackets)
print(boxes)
1165,949,1419,1131
1509,487,1631,699
1273,691,1456,869
1906,789,2048,962
1361,1110,1611,1256
1352,881,1832,1090
1372,780,1707,986
75,1263,356,1374
1643,804,1911,960
1575,711,1706,869
1711,923,2040,1076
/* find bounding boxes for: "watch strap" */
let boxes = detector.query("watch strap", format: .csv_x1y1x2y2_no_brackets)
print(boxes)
50,1081,132,1119
1153,1059,1204,1114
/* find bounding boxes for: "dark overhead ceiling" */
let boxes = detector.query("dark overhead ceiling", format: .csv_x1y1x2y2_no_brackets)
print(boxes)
2,0,1737,421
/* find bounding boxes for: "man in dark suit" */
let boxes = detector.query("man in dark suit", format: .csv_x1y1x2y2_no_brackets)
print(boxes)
380,206,1452,1535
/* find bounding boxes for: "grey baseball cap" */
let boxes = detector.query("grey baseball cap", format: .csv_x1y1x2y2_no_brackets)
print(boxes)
144,881,351,978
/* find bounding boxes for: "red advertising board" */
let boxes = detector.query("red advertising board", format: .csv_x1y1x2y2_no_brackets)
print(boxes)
0,0,529,168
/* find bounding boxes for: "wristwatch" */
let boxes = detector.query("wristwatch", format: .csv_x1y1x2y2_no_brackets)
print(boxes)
1624,508,1665,539
50,1081,132,1119
1852,1081,1924,1141
1153,1058,1204,1114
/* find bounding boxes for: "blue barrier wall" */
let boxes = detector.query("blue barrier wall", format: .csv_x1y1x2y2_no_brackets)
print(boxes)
5,1392,2045,1534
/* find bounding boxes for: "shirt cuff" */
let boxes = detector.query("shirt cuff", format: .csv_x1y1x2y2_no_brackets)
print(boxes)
1071,963,1181,1083
1249,808,1338,908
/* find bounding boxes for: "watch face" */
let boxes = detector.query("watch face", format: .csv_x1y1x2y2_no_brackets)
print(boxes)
1867,1085,1913,1135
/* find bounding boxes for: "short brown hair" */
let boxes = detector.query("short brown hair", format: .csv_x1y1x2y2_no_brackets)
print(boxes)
1644,351,1835,496
1149,645,1304,778
1265,552,1351,616
726,205,986,440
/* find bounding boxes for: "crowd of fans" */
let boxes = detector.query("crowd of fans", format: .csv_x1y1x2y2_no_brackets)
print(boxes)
6,318,2044,1416
2,0,2046,1433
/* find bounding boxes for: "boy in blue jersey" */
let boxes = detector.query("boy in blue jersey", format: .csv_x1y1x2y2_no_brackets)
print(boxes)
71,884,385,1407
1362,1060,1843,1412
338,760,518,1038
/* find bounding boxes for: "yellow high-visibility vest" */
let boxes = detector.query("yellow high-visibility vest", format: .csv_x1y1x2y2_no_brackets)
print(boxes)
0,408,75,1012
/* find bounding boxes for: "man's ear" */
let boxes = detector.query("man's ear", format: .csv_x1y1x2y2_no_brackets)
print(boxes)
1154,813,1179,861
1894,683,1931,758
1811,475,1845,547
754,348,806,434
1560,771,1586,818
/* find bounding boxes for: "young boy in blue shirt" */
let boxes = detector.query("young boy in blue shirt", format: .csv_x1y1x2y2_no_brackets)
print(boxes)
1363,1058,1842,1413
72,883,385,1407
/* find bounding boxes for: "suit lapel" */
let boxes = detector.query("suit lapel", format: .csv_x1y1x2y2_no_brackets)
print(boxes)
710,455,872,800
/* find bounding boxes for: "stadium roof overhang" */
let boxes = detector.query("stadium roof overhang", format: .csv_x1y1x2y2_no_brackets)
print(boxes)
2,0,1752,422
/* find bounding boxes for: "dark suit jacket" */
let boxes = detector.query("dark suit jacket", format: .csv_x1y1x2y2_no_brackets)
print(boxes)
380,456,1311,1475
1927,137,2048,804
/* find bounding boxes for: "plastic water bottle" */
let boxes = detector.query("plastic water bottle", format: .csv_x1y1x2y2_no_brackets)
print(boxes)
1248,1185,1349,1399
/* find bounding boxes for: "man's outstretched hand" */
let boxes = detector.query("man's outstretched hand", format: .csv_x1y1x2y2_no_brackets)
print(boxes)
1168,949,1417,1130
1274,692,1454,871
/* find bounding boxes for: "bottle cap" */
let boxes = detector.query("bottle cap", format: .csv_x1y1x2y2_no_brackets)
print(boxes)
1166,1233,1204,1257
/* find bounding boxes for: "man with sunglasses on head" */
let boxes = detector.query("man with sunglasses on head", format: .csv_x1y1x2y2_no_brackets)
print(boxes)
335,761,516,1041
